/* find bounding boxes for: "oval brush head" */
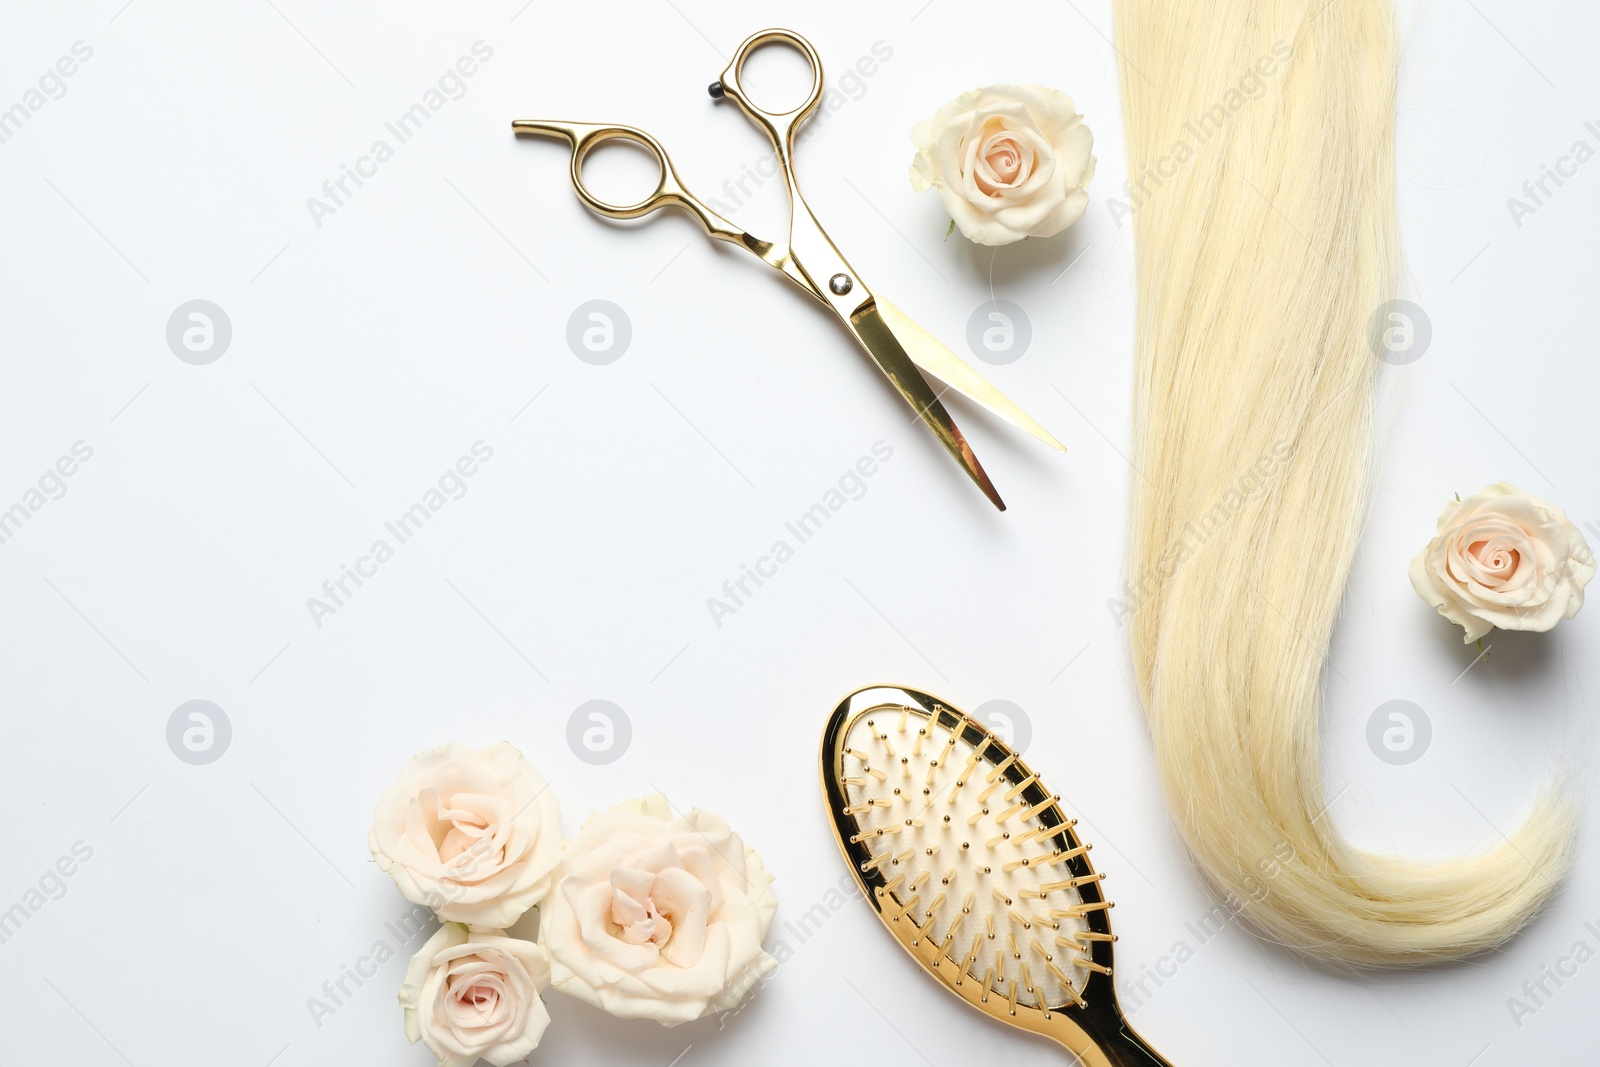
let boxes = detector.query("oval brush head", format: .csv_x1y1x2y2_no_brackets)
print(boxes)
821,685,1172,1067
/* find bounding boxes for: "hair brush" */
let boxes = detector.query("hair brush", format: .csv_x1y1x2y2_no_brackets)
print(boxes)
821,685,1173,1067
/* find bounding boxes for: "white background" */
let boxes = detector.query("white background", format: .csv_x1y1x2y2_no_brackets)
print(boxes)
1,2,1596,1065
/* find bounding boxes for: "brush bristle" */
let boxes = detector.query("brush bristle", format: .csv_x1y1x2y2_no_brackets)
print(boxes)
834,704,1111,1011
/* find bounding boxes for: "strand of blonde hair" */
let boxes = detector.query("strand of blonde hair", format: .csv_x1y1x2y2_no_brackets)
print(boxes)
1112,0,1576,966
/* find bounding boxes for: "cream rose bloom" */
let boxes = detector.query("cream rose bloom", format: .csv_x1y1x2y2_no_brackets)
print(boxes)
910,84,1095,246
539,795,778,1025
399,923,551,1067
370,742,563,927
1409,482,1595,642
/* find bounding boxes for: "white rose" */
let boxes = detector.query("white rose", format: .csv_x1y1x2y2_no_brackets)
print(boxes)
539,794,778,1025
399,923,552,1067
910,84,1095,246
1409,482,1595,642
369,742,563,927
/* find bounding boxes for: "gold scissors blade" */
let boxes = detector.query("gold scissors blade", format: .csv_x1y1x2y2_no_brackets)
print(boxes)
876,297,1065,452
846,301,1005,511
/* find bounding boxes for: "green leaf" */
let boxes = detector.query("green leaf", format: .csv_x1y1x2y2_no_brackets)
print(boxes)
944,218,955,240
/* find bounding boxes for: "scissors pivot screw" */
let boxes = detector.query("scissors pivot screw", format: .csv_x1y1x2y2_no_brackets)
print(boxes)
829,273,854,296
707,80,725,99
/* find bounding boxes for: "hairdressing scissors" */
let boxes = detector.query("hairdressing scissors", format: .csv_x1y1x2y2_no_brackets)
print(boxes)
513,28,1063,511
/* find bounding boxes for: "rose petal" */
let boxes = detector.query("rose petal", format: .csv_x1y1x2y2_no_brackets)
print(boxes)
651,866,712,967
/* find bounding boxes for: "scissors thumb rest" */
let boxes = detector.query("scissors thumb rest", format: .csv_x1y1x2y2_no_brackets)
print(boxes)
507,122,742,235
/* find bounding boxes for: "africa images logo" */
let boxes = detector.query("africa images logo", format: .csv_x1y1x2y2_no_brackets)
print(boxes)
705,441,893,628
305,42,494,228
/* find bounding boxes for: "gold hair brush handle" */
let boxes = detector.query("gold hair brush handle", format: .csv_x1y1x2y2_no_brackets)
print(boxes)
1048,999,1174,1066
